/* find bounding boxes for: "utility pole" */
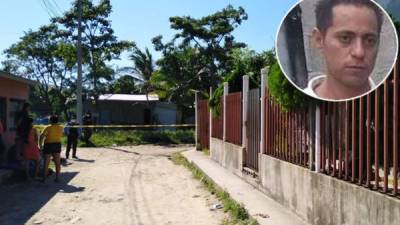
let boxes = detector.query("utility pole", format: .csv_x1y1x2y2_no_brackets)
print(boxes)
76,0,83,124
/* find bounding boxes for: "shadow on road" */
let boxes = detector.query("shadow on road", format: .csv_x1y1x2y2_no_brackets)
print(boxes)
107,147,141,155
0,171,84,225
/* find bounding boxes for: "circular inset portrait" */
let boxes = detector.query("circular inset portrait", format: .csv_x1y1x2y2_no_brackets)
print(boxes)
276,0,398,101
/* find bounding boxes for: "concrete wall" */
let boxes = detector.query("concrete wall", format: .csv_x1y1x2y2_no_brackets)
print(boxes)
259,154,400,225
210,138,242,176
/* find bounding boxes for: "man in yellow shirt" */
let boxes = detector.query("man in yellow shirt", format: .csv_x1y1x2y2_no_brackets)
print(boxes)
40,115,63,182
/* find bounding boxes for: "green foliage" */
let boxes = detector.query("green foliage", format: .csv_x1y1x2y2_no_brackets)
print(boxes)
109,75,138,94
61,129,195,147
209,49,275,116
267,63,312,111
3,24,76,118
53,0,134,100
151,46,204,122
209,85,223,117
153,5,248,92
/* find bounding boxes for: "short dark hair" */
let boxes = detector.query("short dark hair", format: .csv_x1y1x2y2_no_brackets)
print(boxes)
315,0,383,35
50,115,58,124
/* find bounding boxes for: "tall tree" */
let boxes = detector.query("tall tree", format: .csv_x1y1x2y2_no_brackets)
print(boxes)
53,0,134,100
109,75,139,94
3,24,76,118
151,46,204,123
130,47,155,100
152,5,248,91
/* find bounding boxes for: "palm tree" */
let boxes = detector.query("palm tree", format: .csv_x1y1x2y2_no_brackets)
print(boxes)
130,47,155,102
130,47,155,124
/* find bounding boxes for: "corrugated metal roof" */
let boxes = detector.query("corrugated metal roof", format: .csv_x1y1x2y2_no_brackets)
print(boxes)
98,94,159,101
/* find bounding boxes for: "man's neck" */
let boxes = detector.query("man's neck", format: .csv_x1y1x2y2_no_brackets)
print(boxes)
314,76,370,100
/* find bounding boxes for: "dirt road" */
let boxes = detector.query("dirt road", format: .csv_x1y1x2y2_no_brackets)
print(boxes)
0,145,227,225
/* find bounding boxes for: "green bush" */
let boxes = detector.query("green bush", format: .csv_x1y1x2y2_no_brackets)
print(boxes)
67,129,195,147
267,62,314,111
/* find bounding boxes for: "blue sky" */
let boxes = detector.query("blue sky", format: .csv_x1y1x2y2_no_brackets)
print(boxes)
0,0,297,67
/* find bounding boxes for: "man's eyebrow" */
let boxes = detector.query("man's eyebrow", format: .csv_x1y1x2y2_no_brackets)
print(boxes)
334,30,378,36
334,30,356,36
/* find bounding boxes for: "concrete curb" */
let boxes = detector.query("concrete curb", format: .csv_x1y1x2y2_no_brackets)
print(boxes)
182,149,309,225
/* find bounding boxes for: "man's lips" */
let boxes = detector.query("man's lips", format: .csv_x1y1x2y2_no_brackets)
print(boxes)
346,65,366,71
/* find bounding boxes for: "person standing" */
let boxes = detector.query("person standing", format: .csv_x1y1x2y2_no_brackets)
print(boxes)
66,117,79,159
39,115,63,183
22,118,40,180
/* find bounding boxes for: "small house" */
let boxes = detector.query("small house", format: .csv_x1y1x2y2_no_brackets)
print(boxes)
0,71,35,152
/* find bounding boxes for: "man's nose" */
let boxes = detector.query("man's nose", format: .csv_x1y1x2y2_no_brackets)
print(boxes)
350,39,365,59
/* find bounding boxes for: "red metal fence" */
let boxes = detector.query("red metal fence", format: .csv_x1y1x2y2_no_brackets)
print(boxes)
225,92,242,145
198,99,210,149
264,91,312,168
319,61,399,196
211,97,223,139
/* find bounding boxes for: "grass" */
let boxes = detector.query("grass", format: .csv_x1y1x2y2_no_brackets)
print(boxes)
171,152,259,225
58,129,195,147
203,148,210,156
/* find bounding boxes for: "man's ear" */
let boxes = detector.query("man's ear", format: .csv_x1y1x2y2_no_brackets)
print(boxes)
312,28,324,49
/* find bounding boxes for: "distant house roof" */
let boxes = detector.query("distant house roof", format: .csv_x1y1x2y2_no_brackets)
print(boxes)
98,94,159,102
0,71,36,85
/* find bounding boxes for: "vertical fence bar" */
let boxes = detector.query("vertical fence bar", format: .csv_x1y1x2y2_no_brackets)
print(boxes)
366,94,372,187
375,87,380,190
332,103,337,177
315,106,321,173
278,105,281,159
338,103,343,178
359,97,364,185
327,103,331,175
274,100,277,156
352,100,356,183
289,110,292,162
299,109,303,166
393,62,399,196
345,101,350,180
294,110,297,164
268,94,272,155
285,112,289,161
321,103,325,172
304,109,307,167
384,79,389,193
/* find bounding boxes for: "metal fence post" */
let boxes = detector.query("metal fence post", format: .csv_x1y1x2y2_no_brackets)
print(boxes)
195,91,199,150
223,82,229,142
260,67,269,154
309,104,315,170
242,76,249,154
315,105,321,172
209,87,213,153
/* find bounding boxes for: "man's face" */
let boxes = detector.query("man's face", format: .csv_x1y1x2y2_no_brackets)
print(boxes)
315,4,379,88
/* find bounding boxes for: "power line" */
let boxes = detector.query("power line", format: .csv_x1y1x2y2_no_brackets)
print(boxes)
42,0,59,17
50,0,63,15
36,0,54,18
37,0,61,19
49,0,63,15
